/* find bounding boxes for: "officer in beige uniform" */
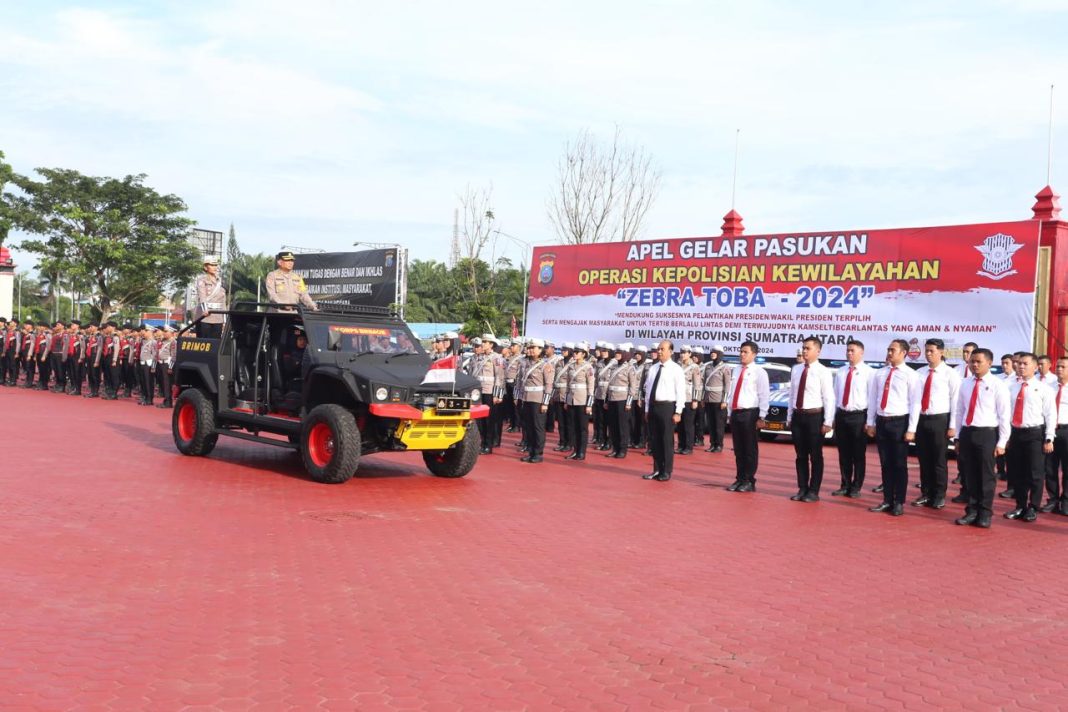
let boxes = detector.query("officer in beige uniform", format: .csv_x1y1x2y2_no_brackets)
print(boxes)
605,343,639,459
265,251,318,312
193,256,228,338
551,343,574,452
676,346,702,455
564,341,596,461
701,345,732,453
519,338,554,463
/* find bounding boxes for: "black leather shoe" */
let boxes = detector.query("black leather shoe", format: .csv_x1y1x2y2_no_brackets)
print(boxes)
735,482,755,493
869,503,892,513
802,492,820,503
790,490,805,501
872,484,884,493
930,497,946,509
654,472,671,481
521,455,542,463
955,513,978,526
911,496,930,507
951,476,961,485
998,488,1015,499
552,445,568,452
1023,507,1038,522
679,449,693,455
597,443,611,451
891,504,904,516
573,454,585,461
975,513,992,528
951,493,968,504
642,449,653,456
1003,508,1025,520
642,472,660,480
846,488,861,498
480,447,492,454
831,488,849,496
705,446,717,453
673,448,684,454
610,452,626,459
1039,501,1059,513
726,481,741,492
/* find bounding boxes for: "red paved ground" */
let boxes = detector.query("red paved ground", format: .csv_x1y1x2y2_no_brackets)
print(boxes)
2,387,1067,711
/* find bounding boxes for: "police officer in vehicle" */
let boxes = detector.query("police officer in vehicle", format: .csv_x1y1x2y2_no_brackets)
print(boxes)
265,251,318,312
193,255,228,339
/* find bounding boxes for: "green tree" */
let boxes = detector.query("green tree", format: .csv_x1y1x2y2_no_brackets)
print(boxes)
0,150,18,249
13,168,200,321
228,252,275,304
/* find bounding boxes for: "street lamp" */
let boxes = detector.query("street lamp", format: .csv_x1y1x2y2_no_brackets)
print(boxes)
491,229,533,335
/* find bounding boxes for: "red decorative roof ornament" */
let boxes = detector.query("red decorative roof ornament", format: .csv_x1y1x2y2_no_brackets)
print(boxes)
0,246,13,267
1032,185,1061,220
721,209,745,237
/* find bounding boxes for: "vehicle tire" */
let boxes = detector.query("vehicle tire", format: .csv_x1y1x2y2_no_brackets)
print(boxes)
423,424,480,478
759,432,778,442
173,388,218,456
301,404,361,484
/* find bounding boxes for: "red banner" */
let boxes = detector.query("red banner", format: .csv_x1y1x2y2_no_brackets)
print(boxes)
525,220,1041,361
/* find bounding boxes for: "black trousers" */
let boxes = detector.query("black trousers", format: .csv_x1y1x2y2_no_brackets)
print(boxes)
23,356,37,386
157,366,173,405
50,353,66,390
916,413,950,498
705,403,727,449
86,362,101,395
607,400,629,456
0,354,9,384
198,322,223,339
834,409,867,490
477,394,494,450
630,405,645,447
139,365,155,404
875,415,909,505
649,402,676,476
553,401,571,446
730,408,759,484
1046,427,1068,502
1008,426,1045,509
502,384,516,428
791,410,826,493
521,401,546,458
569,404,590,457
66,359,83,393
959,426,998,517
694,403,705,442
592,399,606,443
124,362,137,395
36,356,51,388
676,404,696,451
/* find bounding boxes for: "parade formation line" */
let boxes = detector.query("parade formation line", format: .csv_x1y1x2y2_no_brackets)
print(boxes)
1,387,1066,711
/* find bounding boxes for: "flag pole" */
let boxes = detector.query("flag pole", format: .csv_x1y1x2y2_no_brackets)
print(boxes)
1047,84,1055,186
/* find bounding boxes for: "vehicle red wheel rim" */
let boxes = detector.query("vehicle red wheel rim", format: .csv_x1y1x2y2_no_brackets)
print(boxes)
307,422,335,468
177,402,196,441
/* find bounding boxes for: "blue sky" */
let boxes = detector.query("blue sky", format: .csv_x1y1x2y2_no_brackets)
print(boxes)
2,0,1066,272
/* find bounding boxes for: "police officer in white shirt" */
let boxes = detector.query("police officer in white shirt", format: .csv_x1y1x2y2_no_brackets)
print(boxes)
1043,356,1068,515
865,339,920,517
956,342,977,381
832,339,874,498
908,338,961,510
1037,354,1058,388
642,340,687,482
1003,353,1057,522
953,348,1011,528
726,340,770,493
786,336,835,502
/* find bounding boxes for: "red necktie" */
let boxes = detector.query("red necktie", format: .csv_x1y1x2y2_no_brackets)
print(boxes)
965,377,980,426
921,369,934,412
732,366,745,410
1012,382,1026,428
842,368,853,407
880,367,895,410
795,364,809,409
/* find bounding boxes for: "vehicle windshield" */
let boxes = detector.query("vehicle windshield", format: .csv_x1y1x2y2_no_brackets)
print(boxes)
310,323,424,355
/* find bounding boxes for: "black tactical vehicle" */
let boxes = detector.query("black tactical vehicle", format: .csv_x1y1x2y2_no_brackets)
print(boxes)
171,303,487,483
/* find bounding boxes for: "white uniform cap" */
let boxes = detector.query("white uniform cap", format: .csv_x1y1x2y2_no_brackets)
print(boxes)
603,342,615,351
529,337,545,348
595,340,607,349
573,340,590,352
680,344,692,352
498,338,511,347
636,345,648,353
481,333,498,343
563,341,575,350
711,344,726,354
445,331,459,339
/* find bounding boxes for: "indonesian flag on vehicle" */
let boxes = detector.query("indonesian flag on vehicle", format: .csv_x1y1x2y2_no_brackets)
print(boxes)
421,354,458,385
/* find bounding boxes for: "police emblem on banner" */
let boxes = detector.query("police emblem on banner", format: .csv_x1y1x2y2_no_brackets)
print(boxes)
538,253,556,285
385,251,395,268
975,233,1024,281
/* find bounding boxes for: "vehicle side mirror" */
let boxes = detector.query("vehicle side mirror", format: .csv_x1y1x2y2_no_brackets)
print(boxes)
328,329,341,352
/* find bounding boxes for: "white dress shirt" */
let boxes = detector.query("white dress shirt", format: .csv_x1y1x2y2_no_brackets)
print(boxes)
1054,381,1068,426
1040,371,1058,388
1007,376,1057,441
834,362,874,413
866,364,920,430
644,358,687,414
956,362,972,381
727,363,770,419
909,361,962,432
954,373,1011,449
787,361,836,427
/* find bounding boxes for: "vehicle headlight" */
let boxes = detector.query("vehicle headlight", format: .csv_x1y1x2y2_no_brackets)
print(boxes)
422,395,437,407
470,388,481,401
375,387,389,401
